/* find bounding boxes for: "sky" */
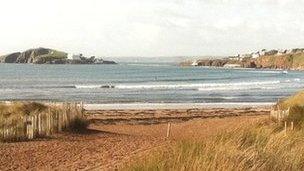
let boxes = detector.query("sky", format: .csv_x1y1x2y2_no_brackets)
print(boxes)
1,0,304,57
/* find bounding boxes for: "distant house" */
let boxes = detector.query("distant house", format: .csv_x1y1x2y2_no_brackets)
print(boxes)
240,54,252,58
72,54,83,60
191,61,198,66
291,48,304,54
286,49,292,54
265,50,278,56
260,49,267,56
251,52,260,58
223,64,241,68
277,49,287,56
67,53,82,60
228,55,242,61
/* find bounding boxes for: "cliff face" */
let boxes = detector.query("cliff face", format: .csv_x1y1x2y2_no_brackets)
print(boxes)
188,58,256,68
181,52,304,70
0,52,21,63
256,53,304,70
0,47,67,64
197,59,229,67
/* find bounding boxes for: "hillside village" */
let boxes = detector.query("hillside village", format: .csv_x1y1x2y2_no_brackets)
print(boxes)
183,48,304,70
228,48,304,61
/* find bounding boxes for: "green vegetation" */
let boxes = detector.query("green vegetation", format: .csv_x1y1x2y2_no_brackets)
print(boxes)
125,118,304,171
35,49,67,62
39,49,67,59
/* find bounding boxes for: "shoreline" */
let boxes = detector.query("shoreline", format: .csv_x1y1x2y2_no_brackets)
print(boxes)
1,101,275,110
84,102,274,110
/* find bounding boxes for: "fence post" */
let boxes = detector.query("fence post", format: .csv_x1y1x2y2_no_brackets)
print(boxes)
291,122,294,131
58,110,62,132
30,116,34,139
276,112,279,120
284,121,287,135
38,113,40,135
166,122,171,138
46,108,51,136
80,101,84,117
26,116,34,139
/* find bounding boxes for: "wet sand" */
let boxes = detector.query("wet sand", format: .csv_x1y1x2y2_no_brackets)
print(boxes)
86,107,270,125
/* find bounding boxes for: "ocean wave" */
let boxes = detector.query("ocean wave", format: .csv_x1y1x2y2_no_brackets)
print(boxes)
75,85,115,89
15,79,299,91
244,70,284,74
116,80,281,90
198,86,276,91
223,96,239,100
126,63,172,67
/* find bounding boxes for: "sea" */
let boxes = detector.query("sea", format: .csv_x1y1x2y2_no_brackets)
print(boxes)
0,62,303,106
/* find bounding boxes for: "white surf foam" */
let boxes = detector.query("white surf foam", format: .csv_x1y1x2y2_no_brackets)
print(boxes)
244,70,284,74
116,80,281,90
75,85,115,89
75,85,101,89
198,86,276,91
84,102,275,110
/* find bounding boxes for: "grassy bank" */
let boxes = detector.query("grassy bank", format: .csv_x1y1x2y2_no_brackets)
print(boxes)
125,117,304,171
0,102,88,142
277,90,304,110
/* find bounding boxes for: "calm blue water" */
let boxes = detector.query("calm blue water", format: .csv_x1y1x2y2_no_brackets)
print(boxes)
0,63,303,103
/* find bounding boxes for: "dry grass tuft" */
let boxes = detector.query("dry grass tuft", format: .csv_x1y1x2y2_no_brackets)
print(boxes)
0,102,88,141
277,91,304,110
66,116,89,133
0,102,47,116
276,90,304,126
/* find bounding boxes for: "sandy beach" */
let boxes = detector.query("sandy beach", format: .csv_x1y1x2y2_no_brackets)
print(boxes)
84,102,275,110
0,106,270,170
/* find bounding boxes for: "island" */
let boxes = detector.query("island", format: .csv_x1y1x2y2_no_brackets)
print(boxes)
0,47,117,64
180,48,304,70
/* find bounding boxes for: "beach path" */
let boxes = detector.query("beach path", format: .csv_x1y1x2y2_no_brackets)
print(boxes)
0,108,269,170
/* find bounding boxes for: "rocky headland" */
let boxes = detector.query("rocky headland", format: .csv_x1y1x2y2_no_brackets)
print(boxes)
0,47,117,64
181,48,304,70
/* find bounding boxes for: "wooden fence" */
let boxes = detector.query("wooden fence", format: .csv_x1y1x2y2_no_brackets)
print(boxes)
270,107,290,121
0,102,84,141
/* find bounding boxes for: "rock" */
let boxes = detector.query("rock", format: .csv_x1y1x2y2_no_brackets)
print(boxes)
16,47,67,64
196,59,229,67
0,47,68,64
0,52,21,63
0,47,118,65
179,61,193,66
101,60,117,64
101,85,115,88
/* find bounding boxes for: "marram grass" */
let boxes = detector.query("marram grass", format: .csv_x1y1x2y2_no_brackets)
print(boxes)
125,119,304,171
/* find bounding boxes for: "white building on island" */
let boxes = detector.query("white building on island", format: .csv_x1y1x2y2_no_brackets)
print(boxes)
191,61,198,66
67,53,83,60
